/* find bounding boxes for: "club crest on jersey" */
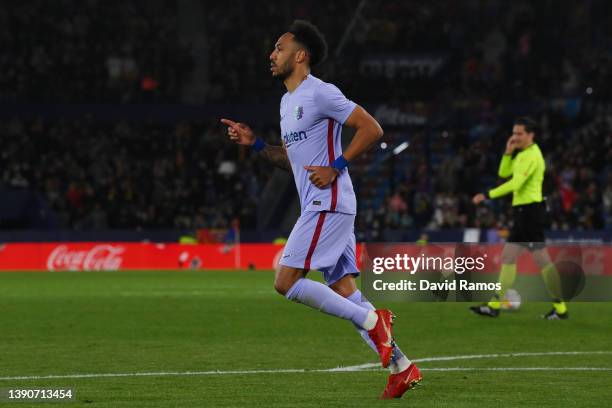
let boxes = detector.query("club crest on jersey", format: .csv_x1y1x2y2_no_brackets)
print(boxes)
294,106,304,120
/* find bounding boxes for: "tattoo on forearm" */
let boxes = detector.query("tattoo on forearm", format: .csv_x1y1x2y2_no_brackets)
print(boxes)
259,145,292,171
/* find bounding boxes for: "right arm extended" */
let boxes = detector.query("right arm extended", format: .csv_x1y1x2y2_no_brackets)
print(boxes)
221,118,291,172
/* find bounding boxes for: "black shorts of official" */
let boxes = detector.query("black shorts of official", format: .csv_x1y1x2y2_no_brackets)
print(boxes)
508,202,548,251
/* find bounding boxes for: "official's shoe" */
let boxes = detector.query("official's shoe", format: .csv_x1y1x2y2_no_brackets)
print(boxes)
542,308,569,320
367,309,395,368
380,363,423,399
469,304,500,317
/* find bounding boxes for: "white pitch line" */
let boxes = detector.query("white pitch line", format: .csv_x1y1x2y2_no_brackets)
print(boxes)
415,350,612,363
1,351,610,381
424,367,612,372
337,351,612,371
0,369,308,381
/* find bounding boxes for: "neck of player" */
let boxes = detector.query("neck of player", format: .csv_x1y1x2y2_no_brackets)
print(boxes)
284,67,310,93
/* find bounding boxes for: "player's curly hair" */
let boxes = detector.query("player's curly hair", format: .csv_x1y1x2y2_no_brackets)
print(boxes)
288,20,328,67
514,116,538,136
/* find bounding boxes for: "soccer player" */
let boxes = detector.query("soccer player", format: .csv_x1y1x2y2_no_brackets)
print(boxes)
221,20,421,398
471,117,568,320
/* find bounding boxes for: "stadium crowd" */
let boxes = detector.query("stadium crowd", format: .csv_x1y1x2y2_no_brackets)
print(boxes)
0,119,272,229
0,0,192,103
355,102,612,240
203,0,612,104
1,0,611,235
3,1,610,105
1,107,610,233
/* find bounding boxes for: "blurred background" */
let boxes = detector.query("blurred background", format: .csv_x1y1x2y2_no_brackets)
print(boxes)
1,0,611,244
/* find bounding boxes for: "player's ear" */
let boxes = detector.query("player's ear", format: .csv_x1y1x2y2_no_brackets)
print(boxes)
295,49,307,64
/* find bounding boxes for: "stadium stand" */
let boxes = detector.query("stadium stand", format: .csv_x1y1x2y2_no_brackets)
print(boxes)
0,0,610,238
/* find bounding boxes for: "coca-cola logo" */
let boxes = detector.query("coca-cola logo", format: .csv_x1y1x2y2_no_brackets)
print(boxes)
46,245,125,271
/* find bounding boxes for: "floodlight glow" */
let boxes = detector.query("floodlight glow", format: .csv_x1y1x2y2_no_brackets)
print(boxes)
393,141,409,155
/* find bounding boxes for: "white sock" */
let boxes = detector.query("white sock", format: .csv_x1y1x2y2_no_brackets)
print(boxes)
345,290,412,374
362,310,378,331
390,356,412,374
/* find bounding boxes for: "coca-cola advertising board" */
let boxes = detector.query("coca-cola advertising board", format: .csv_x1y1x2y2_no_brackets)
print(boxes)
0,243,286,271
1,243,609,275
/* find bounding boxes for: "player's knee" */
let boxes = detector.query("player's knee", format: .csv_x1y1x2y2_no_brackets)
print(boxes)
274,266,306,296
274,274,297,296
273,278,290,296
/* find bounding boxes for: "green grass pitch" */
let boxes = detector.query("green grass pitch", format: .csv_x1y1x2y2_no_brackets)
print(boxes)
0,271,611,407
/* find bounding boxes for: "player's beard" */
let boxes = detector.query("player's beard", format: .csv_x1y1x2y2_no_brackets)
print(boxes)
272,60,294,81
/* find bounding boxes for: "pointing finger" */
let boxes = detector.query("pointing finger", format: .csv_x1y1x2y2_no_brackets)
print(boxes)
220,118,238,127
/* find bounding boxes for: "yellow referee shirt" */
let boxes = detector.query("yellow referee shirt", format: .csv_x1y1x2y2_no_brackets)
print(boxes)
488,143,545,206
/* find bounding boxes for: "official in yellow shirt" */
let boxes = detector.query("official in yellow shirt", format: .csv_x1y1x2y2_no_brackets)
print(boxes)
471,117,568,320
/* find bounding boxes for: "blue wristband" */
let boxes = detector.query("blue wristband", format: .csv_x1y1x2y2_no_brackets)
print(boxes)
252,138,266,152
331,155,349,171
